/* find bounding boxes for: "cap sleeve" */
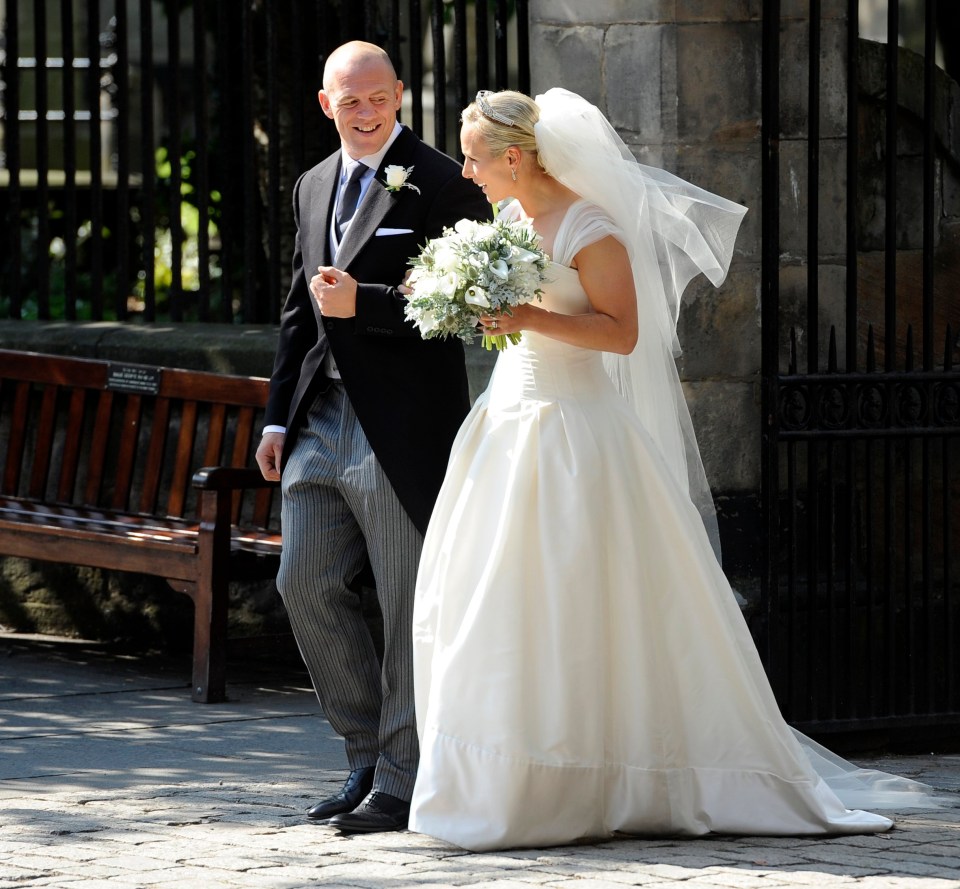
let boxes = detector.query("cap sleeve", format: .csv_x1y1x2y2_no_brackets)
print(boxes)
552,200,625,267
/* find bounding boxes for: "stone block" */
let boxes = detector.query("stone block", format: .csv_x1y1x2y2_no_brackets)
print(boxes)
857,153,932,253
781,0,848,21
676,21,762,142
0,319,278,376
778,137,848,260
778,17,848,140
604,24,670,141
677,264,761,380
529,24,604,104
777,262,850,372
944,156,960,220
625,141,677,168
949,78,960,165
530,0,672,26
672,143,762,260
684,378,761,493
675,1,762,23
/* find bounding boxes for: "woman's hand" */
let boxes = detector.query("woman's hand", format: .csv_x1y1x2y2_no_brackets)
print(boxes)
479,302,540,336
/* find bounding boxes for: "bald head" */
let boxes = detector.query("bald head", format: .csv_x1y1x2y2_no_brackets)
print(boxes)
323,41,397,91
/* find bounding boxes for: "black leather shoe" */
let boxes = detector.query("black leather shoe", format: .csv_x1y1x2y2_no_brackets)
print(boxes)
306,767,375,821
327,791,410,833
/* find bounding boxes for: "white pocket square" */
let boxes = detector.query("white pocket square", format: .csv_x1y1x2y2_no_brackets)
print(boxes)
375,227,414,236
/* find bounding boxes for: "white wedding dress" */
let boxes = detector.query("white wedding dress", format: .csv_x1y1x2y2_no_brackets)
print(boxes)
408,201,932,852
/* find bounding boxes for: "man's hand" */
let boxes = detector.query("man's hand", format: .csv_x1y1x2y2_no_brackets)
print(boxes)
310,266,358,317
255,431,285,481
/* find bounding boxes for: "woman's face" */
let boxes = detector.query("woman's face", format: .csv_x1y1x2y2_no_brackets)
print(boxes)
460,122,513,203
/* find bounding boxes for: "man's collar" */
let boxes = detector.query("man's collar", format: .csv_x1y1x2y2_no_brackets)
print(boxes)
340,122,404,174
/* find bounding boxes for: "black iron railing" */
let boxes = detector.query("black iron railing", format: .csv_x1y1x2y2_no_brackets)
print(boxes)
1,0,530,325
760,0,960,736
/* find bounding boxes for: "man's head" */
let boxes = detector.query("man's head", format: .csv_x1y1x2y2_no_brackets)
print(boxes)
319,41,403,159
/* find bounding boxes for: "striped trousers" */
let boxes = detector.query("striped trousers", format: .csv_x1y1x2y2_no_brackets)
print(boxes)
277,382,422,800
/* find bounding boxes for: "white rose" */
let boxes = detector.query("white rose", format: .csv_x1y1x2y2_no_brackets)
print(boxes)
454,218,479,236
385,165,407,188
410,273,438,295
433,246,459,274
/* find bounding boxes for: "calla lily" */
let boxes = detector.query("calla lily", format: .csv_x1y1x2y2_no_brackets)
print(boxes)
465,286,491,308
489,259,509,280
438,273,459,296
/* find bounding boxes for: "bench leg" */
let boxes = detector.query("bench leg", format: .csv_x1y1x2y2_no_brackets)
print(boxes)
193,571,228,703
167,576,228,703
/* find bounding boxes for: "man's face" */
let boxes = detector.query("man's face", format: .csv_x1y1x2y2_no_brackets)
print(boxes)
319,57,403,159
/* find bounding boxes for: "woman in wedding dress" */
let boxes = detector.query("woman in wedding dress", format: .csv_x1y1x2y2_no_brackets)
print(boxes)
407,88,932,852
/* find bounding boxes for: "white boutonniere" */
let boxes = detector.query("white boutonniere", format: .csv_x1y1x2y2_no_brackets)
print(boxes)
383,165,421,194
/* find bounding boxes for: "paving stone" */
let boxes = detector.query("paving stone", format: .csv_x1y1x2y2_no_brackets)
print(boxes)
3,637,960,889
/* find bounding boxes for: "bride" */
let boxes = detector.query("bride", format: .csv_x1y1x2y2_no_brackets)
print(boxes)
407,88,932,852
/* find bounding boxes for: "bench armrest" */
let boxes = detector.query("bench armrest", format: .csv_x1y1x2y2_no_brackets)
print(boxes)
192,466,279,491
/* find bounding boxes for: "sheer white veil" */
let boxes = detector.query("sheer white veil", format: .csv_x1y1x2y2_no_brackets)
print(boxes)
533,88,747,558
533,89,946,813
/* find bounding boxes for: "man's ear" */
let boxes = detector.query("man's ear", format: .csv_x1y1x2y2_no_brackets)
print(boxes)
318,89,334,119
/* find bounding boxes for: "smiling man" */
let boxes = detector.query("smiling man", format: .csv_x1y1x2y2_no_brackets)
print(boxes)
255,41,491,834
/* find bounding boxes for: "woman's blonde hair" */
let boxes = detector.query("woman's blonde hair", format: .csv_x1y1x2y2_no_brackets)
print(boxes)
462,90,546,172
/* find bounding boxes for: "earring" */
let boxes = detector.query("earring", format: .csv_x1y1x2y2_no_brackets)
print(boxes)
511,168,517,182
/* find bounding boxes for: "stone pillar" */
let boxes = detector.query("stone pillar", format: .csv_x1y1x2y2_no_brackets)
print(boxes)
529,1,764,574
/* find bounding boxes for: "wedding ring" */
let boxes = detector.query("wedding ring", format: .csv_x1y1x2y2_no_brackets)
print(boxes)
490,320,498,329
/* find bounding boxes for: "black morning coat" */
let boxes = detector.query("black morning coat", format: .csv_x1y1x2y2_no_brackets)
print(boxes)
264,126,494,535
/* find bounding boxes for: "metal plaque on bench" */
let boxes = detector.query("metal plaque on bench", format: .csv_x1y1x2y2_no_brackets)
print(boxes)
105,363,162,395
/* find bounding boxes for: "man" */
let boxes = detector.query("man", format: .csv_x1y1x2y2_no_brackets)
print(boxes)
255,41,490,833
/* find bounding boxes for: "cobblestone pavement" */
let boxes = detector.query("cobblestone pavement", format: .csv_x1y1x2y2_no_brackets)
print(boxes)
1,635,958,889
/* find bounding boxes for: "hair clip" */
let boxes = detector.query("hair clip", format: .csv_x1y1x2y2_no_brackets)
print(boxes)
475,90,516,127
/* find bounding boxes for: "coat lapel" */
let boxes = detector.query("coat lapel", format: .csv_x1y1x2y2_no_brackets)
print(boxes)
307,153,340,268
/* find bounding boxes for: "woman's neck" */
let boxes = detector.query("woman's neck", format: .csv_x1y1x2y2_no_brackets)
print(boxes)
513,174,578,220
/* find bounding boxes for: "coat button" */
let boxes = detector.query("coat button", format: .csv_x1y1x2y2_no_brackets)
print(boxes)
325,321,334,331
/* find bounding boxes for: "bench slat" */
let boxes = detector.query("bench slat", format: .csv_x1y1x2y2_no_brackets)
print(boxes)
3,382,31,496
84,390,114,506
204,402,227,469
168,400,198,518
139,397,171,515
28,384,59,498
112,394,143,511
57,388,88,502
0,499,281,556
230,405,255,524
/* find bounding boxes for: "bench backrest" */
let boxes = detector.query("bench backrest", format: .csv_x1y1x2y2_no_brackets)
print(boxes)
0,350,277,530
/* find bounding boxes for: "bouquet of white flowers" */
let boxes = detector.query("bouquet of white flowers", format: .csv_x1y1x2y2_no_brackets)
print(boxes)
404,216,547,350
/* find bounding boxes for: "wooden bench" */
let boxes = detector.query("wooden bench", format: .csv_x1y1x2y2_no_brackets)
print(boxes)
0,349,281,702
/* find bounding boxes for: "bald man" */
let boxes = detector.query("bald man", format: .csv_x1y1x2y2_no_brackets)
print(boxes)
256,42,491,833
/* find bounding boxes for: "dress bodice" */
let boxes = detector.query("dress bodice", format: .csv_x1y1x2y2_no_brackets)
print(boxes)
486,200,616,403
499,197,616,353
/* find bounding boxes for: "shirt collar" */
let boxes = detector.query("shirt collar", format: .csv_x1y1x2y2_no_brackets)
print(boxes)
340,122,403,178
